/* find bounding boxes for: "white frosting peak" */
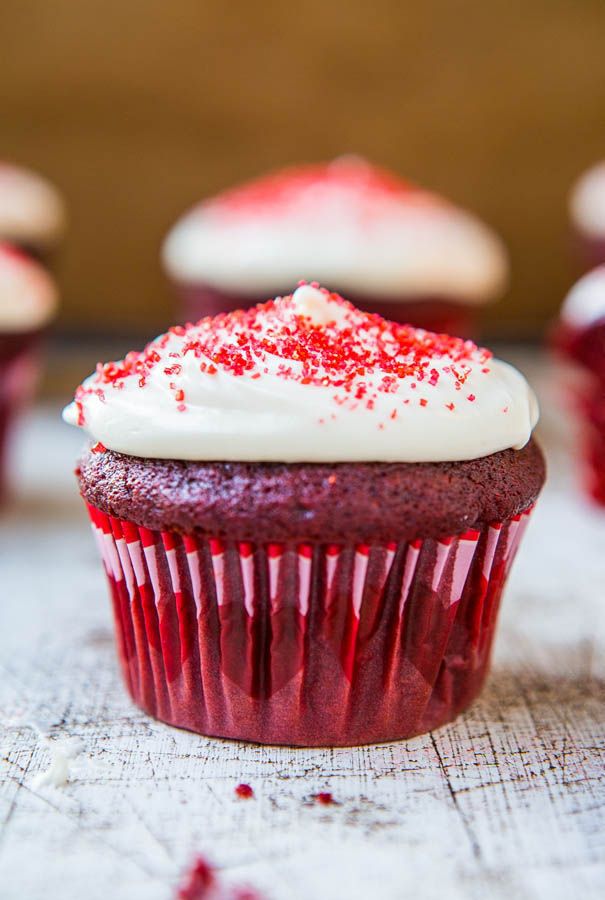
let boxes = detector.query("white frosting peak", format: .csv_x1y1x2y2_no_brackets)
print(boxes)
0,162,66,245
0,244,58,332
561,266,605,329
162,159,509,304
570,162,605,238
290,283,349,324
64,286,538,464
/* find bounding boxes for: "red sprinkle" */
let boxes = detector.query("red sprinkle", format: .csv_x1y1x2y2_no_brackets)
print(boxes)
235,783,254,799
90,441,106,454
176,856,215,900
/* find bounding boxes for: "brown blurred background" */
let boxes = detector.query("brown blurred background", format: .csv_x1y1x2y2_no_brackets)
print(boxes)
2,0,605,341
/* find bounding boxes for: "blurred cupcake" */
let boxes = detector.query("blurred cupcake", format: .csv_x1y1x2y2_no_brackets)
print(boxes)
569,162,605,273
0,244,58,499
64,284,543,746
162,157,508,334
555,266,605,504
0,161,66,266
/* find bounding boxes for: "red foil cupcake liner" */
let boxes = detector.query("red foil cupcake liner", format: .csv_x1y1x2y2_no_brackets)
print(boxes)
0,337,41,499
575,385,605,505
86,502,533,746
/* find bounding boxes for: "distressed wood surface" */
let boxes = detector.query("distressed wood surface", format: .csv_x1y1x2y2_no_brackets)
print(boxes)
1,353,604,900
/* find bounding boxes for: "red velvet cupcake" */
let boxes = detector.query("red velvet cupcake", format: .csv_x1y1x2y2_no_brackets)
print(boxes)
555,266,605,504
161,157,508,335
0,243,58,499
569,162,605,274
64,284,543,746
0,162,66,268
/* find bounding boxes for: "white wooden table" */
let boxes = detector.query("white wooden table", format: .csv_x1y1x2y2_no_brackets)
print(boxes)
1,352,604,900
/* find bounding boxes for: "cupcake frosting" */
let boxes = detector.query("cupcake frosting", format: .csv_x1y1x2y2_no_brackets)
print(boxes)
560,266,605,329
0,243,58,332
0,162,66,246
162,158,508,304
569,162,605,238
64,284,538,463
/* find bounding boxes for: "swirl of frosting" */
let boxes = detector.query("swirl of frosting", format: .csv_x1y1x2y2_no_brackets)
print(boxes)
0,162,66,245
162,157,508,304
569,161,605,238
0,243,58,332
63,285,538,463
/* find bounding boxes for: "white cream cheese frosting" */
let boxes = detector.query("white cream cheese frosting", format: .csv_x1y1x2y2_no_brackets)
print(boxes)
64,285,538,464
0,162,66,246
560,266,605,329
162,158,508,305
0,244,58,332
570,162,605,238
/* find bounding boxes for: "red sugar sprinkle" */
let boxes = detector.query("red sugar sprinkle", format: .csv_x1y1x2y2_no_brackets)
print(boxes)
446,402,455,411
235,783,254,799
90,441,106,454
467,394,476,402
313,792,335,806
73,289,492,419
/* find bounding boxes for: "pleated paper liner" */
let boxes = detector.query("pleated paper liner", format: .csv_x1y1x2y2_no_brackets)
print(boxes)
86,502,533,746
0,335,41,500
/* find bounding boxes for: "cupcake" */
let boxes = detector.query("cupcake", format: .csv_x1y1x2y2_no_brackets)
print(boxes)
555,266,605,503
569,161,605,272
0,243,58,499
0,161,66,266
162,157,508,335
63,284,544,746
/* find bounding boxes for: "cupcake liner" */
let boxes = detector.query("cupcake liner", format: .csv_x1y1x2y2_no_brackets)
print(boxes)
86,502,533,746
0,336,41,499
576,385,605,505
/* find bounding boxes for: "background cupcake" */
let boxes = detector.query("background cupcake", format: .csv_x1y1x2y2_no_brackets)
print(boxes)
0,243,58,499
162,157,509,335
0,161,66,268
569,161,605,273
555,265,605,504
64,284,543,747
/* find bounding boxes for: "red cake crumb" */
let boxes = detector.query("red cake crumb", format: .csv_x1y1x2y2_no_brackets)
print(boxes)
176,856,215,900
73,285,492,425
176,855,263,900
234,783,254,799
313,792,335,805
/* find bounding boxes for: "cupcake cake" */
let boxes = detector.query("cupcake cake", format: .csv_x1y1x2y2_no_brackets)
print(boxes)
0,243,58,498
569,162,605,272
162,157,508,335
555,266,605,503
64,284,544,746
0,161,66,266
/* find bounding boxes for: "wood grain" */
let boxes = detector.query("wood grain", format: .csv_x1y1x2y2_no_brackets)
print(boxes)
0,351,604,899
